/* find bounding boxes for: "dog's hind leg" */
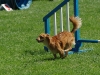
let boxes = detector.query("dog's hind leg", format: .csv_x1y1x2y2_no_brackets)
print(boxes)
64,39,75,52
58,49,66,59
55,43,67,59
65,47,72,52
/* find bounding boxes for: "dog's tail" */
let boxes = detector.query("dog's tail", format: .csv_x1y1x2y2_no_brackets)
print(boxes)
70,16,82,33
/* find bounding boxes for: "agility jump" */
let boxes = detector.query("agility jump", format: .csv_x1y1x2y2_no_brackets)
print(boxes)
43,0,99,53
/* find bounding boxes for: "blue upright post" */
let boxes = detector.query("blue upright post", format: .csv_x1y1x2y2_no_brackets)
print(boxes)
44,18,50,34
44,18,50,51
73,0,82,52
74,0,79,17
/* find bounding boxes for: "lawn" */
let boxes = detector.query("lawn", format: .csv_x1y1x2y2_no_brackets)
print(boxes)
0,0,100,75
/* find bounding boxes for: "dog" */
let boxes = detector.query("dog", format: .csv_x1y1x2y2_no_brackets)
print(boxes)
36,16,82,59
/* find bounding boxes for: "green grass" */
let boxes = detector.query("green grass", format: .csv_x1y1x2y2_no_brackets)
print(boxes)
0,0,100,75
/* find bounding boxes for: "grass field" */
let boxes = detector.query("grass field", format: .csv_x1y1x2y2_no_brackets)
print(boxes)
0,0,100,75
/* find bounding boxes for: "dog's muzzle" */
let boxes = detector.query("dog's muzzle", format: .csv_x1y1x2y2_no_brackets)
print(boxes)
36,39,44,43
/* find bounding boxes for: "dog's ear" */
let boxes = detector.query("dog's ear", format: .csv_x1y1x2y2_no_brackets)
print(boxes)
46,34,50,42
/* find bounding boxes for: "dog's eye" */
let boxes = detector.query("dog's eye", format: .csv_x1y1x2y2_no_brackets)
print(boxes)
40,36,43,39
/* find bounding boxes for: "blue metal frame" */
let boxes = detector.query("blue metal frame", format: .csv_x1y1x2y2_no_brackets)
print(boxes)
44,18,50,51
72,0,82,52
43,0,70,22
44,18,50,34
73,0,99,52
43,0,99,53
74,0,79,17
78,39,100,43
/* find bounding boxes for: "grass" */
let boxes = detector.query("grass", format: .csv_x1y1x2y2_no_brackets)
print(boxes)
0,0,100,75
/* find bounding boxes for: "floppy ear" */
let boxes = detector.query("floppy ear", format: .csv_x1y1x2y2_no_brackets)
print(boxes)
46,34,50,42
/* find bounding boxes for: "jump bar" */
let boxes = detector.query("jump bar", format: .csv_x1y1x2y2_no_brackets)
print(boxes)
78,39,100,43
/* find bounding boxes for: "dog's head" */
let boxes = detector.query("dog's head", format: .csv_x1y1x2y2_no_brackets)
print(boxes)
36,33,50,43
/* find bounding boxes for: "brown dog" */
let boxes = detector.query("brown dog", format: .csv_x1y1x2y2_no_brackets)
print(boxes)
36,16,82,59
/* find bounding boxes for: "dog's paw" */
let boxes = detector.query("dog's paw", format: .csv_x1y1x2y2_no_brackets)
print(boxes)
63,50,68,57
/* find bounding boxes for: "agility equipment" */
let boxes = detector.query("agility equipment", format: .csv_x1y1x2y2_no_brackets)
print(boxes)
43,0,99,53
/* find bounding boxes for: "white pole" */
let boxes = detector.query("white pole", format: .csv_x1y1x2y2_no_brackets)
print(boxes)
98,40,100,43
66,2,70,32
54,12,57,35
60,7,63,32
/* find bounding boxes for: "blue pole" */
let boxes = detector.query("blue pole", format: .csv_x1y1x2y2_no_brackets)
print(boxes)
74,0,79,17
73,0,81,52
74,0,79,41
44,18,50,34
44,18,50,51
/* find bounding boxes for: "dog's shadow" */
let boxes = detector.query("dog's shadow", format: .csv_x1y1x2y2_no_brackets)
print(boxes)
24,50,60,61
24,50,35,55
43,57,60,61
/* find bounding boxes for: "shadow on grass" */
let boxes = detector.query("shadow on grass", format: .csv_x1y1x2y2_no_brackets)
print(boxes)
24,50,61,62
24,49,47,56
24,50,35,55
43,57,61,61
